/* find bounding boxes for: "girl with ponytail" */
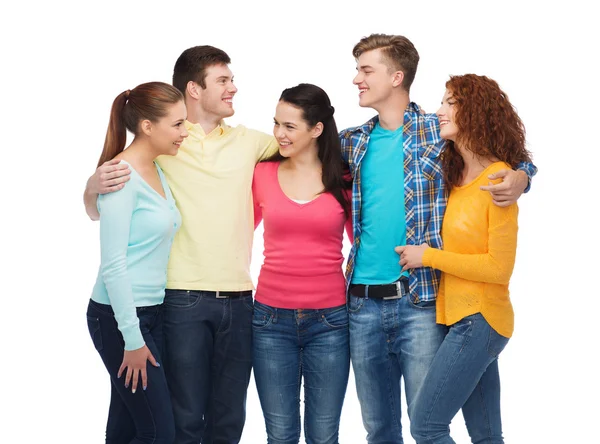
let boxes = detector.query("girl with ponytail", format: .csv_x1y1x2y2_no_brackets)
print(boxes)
87,81,186,443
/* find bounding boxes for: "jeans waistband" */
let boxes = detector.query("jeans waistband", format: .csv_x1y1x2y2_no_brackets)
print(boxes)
349,279,409,300
167,289,253,299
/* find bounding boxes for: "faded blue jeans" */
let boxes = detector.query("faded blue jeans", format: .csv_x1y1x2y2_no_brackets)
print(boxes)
252,301,350,444
410,313,509,444
349,291,447,444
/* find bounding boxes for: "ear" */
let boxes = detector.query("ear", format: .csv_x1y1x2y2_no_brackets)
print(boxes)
312,122,324,139
140,119,153,137
392,70,404,88
186,81,201,100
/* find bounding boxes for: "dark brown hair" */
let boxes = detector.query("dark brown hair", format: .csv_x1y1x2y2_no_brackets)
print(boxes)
172,45,231,96
97,82,183,167
442,74,532,188
352,34,419,92
263,84,352,217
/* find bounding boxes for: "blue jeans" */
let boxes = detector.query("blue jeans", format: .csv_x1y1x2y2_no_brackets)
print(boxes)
252,301,350,444
86,299,175,444
410,313,509,444
348,292,447,444
162,290,254,444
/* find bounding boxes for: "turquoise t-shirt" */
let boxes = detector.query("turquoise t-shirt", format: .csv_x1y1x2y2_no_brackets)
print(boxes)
91,161,181,350
352,123,407,284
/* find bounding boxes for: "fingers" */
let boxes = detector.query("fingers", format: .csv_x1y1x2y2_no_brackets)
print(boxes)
480,182,509,193
141,368,148,392
394,246,404,254
147,351,159,368
492,199,513,208
131,369,139,394
487,169,509,180
102,158,123,166
124,366,133,390
117,362,126,379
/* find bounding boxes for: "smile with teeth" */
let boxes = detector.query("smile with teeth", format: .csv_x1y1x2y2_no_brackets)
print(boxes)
359,88,368,95
439,120,450,126
279,141,291,148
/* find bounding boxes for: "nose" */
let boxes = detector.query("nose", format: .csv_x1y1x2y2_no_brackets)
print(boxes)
274,125,285,140
182,126,189,138
353,72,362,85
229,81,238,93
436,106,444,118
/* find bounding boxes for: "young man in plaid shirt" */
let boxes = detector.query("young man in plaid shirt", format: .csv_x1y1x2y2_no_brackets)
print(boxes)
341,34,536,444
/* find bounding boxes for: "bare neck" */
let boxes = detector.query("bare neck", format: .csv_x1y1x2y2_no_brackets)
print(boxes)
186,102,222,135
376,93,410,131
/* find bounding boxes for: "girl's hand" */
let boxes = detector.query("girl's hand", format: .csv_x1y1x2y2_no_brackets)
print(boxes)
117,344,159,393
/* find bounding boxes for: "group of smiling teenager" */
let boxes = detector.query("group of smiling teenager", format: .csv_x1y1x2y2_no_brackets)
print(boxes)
84,33,536,444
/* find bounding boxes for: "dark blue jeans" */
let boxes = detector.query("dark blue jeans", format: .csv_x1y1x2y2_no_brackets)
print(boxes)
86,299,175,444
252,301,350,444
162,290,254,444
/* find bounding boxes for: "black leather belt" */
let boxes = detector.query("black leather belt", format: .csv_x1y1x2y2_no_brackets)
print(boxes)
349,279,409,300
205,290,253,299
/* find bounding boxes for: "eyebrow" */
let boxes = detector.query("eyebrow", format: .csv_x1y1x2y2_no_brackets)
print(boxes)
273,117,297,127
216,75,231,81
357,64,374,70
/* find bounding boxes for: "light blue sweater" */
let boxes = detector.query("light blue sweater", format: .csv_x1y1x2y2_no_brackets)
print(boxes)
91,161,181,350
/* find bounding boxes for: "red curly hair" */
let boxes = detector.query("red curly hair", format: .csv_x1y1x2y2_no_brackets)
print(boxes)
442,74,532,188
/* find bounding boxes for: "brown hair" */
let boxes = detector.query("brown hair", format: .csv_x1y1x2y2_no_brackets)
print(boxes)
97,81,184,167
442,74,532,188
352,34,419,92
172,45,231,96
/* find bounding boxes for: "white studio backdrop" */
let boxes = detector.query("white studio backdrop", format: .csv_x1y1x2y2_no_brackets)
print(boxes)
1,0,597,442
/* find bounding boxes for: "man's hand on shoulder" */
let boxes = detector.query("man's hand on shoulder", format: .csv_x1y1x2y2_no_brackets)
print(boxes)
479,169,528,207
89,159,131,194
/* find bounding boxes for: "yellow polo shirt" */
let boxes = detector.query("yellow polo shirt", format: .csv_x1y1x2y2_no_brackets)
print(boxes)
156,120,278,291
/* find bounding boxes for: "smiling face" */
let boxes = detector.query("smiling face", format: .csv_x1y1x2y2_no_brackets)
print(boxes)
273,100,321,159
436,89,459,142
197,63,237,120
353,48,399,112
146,100,188,156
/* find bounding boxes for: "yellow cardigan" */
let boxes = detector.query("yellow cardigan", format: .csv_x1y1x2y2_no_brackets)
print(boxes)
422,162,518,338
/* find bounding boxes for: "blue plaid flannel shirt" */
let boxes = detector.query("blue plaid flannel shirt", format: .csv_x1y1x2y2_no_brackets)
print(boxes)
340,102,537,302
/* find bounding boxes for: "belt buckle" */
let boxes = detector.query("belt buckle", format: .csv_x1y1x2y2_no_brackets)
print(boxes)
383,281,404,300
215,291,228,299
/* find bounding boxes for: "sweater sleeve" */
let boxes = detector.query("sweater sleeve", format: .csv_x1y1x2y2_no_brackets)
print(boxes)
98,183,144,351
422,203,518,285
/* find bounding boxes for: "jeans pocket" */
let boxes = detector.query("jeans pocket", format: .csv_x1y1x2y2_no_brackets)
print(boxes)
252,305,274,330
347,295,364,314
87,316,103,352
164,290,202,309
321,306,349,329
407,296,436,310
242,295,254,312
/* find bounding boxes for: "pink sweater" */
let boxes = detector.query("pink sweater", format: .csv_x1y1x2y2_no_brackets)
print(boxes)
252,161,352,309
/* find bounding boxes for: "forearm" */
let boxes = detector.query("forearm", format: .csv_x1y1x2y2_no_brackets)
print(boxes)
84,178,100,220
422,248,515,285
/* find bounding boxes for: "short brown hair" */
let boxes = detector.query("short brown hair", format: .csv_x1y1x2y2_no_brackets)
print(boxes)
353,34,419,92
172,45,231,96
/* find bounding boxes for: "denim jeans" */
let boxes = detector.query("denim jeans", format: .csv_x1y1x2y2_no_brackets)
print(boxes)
410,313,510,444
348,293,447,444
86,299,175,444
252,301,350,444
162,289,254,444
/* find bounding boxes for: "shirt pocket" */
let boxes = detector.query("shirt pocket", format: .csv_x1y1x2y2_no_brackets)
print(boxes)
419,144,444,182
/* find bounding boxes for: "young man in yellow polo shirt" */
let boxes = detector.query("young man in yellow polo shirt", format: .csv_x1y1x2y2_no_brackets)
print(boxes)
84,46,278,444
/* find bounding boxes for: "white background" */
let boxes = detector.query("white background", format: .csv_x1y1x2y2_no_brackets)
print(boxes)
2,0,598,442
